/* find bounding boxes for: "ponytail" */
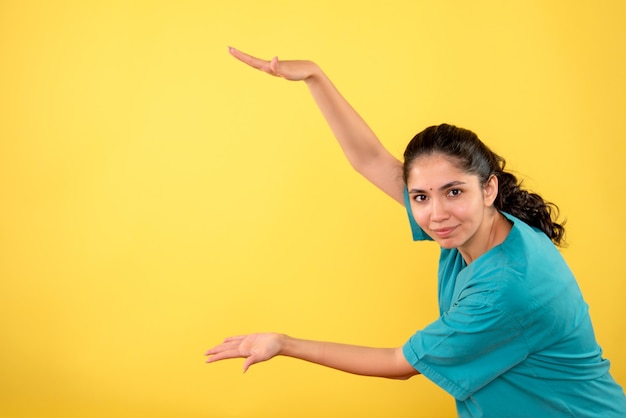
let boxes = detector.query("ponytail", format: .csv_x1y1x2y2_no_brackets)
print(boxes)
495,168,566,246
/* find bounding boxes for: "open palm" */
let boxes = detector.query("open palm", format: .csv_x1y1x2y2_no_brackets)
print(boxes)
205,333,283,372
229,47,319,81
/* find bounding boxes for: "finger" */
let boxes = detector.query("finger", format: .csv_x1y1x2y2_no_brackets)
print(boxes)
228,47,278,76
222,335,246,343
242,354,258,373
229,47,266,69
205,338,243,356
269,56,279,75
205,348,245,363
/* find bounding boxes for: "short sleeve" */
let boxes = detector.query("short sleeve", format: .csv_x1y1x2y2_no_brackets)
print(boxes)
403,186,432,241
402,290,530,401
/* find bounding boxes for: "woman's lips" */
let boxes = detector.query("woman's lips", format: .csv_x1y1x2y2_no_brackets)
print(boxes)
431,226,457,238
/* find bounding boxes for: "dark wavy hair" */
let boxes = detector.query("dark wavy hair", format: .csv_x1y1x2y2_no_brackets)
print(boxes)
402,124,566,246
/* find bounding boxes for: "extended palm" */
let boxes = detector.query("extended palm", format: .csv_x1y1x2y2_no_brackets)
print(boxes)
229,47,319,81
205,333,282,372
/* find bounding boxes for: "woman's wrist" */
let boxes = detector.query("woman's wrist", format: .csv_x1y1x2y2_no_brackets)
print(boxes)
277,333,292,357
303,62,324,84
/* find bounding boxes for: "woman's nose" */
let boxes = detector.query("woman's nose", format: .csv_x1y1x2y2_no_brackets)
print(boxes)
430,197,449,222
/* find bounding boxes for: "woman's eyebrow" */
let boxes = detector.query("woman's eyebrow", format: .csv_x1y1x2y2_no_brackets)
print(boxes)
409,180,466,194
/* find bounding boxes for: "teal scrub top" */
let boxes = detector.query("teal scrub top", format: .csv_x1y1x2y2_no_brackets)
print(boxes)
402,189,626,417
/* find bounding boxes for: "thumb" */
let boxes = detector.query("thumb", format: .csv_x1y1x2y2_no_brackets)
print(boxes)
269,56,279,75
242,355,258,373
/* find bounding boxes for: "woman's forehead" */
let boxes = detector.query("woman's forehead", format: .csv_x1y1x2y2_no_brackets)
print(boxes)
406,154,478,188
408,153,465,175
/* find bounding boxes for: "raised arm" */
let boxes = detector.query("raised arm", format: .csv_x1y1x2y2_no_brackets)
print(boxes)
229,48,405,204
205,332,419,379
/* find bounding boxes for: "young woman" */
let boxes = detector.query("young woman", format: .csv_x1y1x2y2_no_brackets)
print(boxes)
206,48,626,417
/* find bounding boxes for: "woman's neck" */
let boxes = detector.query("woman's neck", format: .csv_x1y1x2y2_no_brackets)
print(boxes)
459,210,512,265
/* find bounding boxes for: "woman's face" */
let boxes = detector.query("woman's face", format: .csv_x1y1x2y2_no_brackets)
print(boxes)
406,153,498,257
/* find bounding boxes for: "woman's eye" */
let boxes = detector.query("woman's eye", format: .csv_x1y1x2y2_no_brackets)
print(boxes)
413,194,427,202
448,189,462,197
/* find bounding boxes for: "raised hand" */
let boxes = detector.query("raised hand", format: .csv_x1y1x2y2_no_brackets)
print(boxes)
205,333,284,372
227,46,405,205
228,47,320,82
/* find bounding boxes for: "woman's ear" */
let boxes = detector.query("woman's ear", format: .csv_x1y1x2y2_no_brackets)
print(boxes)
483,174,499,207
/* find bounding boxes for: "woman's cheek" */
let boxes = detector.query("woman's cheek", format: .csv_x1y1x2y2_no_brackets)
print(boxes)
412,207,430,229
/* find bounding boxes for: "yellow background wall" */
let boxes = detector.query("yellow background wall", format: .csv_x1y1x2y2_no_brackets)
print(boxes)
1,1,624,417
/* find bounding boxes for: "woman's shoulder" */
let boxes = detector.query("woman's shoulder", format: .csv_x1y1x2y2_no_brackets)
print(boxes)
500,212,561,259
465,214,578,311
